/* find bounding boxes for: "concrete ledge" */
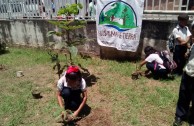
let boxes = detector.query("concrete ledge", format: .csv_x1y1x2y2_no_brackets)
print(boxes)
1,19,191,60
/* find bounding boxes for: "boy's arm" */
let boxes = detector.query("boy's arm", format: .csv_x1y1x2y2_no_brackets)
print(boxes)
138,60,147,70
176,37,188,45
56,90,66,117
57,90,64,108
73,90,87,117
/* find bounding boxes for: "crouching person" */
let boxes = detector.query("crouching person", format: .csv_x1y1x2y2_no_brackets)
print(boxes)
57,65,87,121
138,46,168,79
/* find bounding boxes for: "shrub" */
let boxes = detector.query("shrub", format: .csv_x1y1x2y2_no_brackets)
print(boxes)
0,40,6,54
47,3,88,64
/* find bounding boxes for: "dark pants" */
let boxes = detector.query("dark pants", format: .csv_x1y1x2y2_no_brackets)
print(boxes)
173,45,187,75
175,72,194,123
61,87,82,111
146,62,168,79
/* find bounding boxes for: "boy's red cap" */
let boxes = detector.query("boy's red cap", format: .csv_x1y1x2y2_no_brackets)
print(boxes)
66,66,79,74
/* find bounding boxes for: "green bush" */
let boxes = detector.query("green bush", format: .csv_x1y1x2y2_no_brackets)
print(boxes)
47,3,88,65
0,40,6,54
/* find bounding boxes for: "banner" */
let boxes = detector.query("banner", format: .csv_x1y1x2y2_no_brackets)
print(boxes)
96,0,145,52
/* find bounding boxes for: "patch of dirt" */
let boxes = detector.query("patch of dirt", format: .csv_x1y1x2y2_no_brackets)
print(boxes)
18,64,112,126
0,64,7,71
143,79,164,87
21,62,168,126
17,64,60,126
76,66,113,126
22,65,58,87
77,108,112,126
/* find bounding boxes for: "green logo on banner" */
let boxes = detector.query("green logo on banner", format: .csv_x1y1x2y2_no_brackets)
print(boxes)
99,1,137,31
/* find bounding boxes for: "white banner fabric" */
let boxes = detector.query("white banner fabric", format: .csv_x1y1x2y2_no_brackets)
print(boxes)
96,0,145,52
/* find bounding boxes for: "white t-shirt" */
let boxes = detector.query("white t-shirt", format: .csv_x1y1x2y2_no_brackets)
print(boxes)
191,20,194,27
57,72,87,91
173,25,191,46
145,53,166,69
89,2,96,17
185,44,194,77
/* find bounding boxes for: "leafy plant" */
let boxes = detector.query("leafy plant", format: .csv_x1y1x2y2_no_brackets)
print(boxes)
47,3,88,65
57,3,83,17
0,39,7,54
48,50,67,79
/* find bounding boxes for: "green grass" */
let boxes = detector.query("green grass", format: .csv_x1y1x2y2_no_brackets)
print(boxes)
0,80,33,126
0,47,186,126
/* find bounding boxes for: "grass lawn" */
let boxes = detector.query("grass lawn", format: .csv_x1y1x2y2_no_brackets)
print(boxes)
0,47,186,126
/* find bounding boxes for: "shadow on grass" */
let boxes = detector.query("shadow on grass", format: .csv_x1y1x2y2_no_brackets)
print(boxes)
79,52,92,60
78,63,100,87
0,64,7,71
0,50,10,55
32,95,43,99
144,72,176,81
79,104,91,118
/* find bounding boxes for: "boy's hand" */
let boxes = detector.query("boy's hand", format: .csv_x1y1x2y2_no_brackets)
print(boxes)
187,44,191,49
137,66,141,71
55,111,65,123
66,113,75,122
73,110,79,118
61,111,65,120
184,52,189,59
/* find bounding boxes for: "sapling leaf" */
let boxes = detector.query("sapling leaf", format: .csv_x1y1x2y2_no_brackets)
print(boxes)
68,46,78,58
47,31,56,37
77,3,83,9
47,3,91,65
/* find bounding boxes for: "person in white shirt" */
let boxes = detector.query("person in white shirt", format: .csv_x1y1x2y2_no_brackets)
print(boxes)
88,0,96,18
138,46,168,79
173,14,191,75
51,0,55,13
57,65,87,121
173,43,194,126
191,22,194,44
